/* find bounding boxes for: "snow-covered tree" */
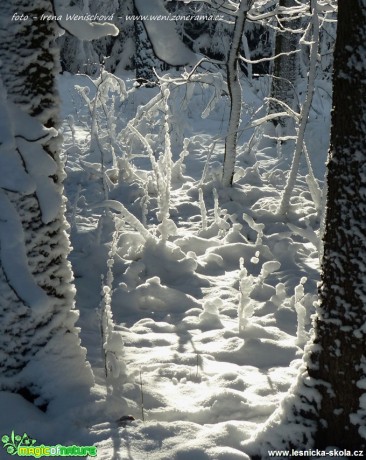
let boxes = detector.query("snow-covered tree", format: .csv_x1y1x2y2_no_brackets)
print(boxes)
133,1,165,83
222,0,254,186
244,0,366,454
0,0,94,411
105,0,135,73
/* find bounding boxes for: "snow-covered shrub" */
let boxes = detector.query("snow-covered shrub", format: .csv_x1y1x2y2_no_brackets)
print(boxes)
294,277,308,347
101,199,155,243
238,258,255,334
75,71,130,194
100,215,126,380
213,188,231,238
255,261,281,293
198,187,208,232
172,138,190,181
120,84,181,243
199,299,224,330
238,257,281,335
270,283,287,309
242,212,264,245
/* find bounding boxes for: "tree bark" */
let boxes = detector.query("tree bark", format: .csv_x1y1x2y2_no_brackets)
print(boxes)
308,0,366,449
243,2,366,456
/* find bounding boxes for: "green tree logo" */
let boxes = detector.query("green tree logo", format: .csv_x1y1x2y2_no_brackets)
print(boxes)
1,431,36,455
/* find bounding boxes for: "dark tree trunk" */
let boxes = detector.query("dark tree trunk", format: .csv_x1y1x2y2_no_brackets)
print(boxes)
308,0,366,449
243,2,366,456
269,0,300,127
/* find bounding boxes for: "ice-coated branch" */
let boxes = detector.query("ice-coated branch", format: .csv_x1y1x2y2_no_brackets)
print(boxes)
53,0,118,40
96,200,155,242
239,47,300,65
248,3,307,21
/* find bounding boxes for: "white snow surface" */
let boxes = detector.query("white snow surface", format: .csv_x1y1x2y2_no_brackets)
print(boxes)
0,68,334,459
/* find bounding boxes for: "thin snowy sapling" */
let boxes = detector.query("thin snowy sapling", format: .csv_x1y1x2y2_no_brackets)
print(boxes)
198,187,208,232
213,188,231,238
124,83,181,243
294,276,307,347
242,212,264,245
139,369,145,422
278,1,320,215
156,87,176,242
222,0,254,186
238,258,255,333
99,214,126,380
75,71,130,197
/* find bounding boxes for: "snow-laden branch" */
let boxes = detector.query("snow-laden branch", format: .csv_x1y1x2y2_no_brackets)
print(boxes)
0,77,55,315
265,97,300,121
248,4,307,21
249,111,294,128
0,82,61,224
9,103,57,143
239,48,300,65
178,0,239,15
95,200,155,242
315,0,337,13
54,0,119,40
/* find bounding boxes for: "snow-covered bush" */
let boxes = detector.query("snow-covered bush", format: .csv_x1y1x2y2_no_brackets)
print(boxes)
100,215,127,380
75,71,130,188
238,258,255,333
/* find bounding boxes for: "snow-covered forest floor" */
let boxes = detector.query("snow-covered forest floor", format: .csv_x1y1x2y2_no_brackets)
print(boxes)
1,69,331,459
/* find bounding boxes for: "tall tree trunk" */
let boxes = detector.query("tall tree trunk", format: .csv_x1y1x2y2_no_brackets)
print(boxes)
0,0,93,411
308,0,366,448
244,1,366,455
269,0,300,127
